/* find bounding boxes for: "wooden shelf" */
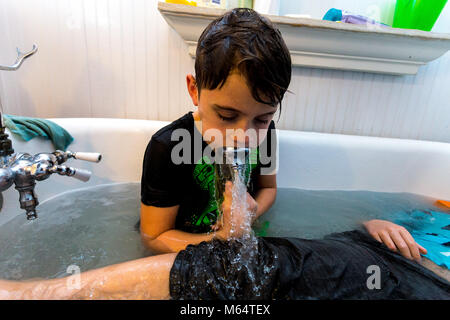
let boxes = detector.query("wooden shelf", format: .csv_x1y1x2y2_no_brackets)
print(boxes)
158,2,450,75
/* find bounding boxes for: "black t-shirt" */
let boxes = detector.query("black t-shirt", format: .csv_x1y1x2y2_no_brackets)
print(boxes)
141,112,276,233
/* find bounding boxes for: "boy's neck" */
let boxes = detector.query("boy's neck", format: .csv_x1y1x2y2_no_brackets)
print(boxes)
192,111,203,139
192,110,200,122
192,111,215,148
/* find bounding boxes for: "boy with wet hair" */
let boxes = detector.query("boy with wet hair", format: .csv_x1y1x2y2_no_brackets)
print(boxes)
139,8,428,263
139,8,291,253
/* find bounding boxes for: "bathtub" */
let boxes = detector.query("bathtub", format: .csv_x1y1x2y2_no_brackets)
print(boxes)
1,117,450,225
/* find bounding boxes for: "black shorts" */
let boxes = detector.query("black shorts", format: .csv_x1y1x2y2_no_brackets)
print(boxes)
169,230,450,300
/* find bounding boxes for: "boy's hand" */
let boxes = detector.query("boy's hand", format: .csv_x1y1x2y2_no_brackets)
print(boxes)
214,181,257,240
363,219,427,262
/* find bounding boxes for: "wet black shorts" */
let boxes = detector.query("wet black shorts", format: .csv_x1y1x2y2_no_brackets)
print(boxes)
169,230,450,300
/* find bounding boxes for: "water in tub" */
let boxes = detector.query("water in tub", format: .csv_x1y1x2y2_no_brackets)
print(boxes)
0,182,448,280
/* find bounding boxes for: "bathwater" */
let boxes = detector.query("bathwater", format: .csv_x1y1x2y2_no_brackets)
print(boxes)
0,183,150,280
254,188,447,239
0,183,447,281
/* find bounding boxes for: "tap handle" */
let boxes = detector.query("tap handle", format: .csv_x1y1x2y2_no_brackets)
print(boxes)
71,168,91,182
72,152,102,163
50,165,91,182
52,150,102,164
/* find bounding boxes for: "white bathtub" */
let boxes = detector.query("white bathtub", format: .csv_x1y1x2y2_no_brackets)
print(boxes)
1,117,450,225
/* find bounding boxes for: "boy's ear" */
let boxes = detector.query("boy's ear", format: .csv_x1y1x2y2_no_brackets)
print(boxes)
186,74,199,106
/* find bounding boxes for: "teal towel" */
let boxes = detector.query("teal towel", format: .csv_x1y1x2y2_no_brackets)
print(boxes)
3,114,74,151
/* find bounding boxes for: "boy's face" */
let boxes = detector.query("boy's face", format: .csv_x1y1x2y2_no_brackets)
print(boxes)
187,71,277,148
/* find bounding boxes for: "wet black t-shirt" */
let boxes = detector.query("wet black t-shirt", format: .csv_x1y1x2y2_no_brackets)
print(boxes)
140,112,276,233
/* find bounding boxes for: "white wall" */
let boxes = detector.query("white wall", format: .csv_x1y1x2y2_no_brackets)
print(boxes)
1,0,450,143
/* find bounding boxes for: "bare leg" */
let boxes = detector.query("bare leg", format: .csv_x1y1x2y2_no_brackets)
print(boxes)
0,253,177,300
419,257,450,282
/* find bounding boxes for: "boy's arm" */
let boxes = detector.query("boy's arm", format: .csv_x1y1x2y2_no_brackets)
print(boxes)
140,203,216,254
251,173,277,220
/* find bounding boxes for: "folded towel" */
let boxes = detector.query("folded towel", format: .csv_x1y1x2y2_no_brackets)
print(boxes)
3,114,74,151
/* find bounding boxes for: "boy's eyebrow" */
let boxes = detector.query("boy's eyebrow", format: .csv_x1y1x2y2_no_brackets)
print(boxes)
213,104,241,113
213,104,277,116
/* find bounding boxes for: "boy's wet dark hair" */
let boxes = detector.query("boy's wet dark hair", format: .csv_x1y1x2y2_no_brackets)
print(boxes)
195,8,292,110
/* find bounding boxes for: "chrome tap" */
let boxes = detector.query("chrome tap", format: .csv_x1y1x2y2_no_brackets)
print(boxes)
0,150,102,220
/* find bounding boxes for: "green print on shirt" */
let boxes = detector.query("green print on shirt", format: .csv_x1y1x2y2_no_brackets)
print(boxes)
191,149,259,228
192,155,217,227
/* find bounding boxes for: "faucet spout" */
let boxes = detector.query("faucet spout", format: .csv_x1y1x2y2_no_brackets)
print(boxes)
15,183,39,220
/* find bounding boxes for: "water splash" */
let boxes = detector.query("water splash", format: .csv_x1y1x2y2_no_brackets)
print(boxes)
229,166,262,297
212,148,275,298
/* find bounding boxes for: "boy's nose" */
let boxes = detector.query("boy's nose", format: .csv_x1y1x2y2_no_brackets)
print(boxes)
232,120,253,148
232,135,250,148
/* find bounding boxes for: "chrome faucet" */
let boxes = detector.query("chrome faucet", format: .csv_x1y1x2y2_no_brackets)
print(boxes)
0,45,102,219
0,150,102,220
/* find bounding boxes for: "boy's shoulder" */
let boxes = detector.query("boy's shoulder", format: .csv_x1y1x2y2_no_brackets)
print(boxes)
151,112,194,146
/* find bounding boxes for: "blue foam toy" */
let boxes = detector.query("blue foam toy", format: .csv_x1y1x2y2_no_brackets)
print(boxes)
394,209,450,269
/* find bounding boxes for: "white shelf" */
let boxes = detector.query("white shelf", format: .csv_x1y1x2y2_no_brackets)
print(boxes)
158,2,450,75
